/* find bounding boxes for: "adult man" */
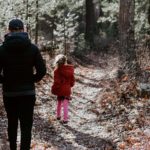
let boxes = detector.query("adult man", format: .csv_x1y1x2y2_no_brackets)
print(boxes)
0,19,46,150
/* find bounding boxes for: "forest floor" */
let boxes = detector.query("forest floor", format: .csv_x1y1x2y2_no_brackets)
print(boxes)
0,54,149,150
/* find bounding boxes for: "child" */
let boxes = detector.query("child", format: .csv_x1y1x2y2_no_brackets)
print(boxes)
51,54,75,124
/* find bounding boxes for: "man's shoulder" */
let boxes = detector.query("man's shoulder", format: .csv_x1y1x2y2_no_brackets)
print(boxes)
30,43,40,54
30,43,38,50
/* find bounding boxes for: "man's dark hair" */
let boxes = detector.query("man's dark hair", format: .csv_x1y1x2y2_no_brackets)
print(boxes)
9,19,24,30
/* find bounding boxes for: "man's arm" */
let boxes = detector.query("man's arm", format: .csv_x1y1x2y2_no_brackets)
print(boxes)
0,47,3,83
33,47,46,82
0,66,3,83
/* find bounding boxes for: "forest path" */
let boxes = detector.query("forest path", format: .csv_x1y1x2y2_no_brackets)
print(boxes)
0,61,118,150
30,62,117,150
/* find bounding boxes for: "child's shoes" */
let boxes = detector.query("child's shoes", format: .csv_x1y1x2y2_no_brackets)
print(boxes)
57,117,61,120
60,120,68,125
56,117,68,125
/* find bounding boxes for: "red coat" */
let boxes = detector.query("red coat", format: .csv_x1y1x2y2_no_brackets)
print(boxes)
51,64,75,96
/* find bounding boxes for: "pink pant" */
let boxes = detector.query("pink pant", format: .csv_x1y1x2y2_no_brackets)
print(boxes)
56,98,69,121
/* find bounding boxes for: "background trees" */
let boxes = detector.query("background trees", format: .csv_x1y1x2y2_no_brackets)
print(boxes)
0,0,149,63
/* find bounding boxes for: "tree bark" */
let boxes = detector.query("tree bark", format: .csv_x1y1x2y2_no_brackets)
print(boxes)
85,0,99,49
35,0,39,45
25,0,29,32
119,0,135,59
148,4,150,25
119,0,139,76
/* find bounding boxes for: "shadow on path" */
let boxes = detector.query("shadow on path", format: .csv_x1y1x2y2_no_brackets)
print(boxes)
33,114,116,150
75,73,101,83
75,78,100,88
64,125,116,150
33,114,77,149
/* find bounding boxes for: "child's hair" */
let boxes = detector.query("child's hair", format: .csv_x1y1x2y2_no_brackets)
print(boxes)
55,54,67,67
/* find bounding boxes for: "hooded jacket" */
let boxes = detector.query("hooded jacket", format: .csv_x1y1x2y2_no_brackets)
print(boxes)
0,32,46,97
52,64,75,97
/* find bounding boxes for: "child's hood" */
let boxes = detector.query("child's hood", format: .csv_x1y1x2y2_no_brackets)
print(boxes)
58,65,74,78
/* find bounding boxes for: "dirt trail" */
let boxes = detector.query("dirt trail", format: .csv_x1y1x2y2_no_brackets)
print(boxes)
0,62,117,149
0,58,149,150
29,64,117,149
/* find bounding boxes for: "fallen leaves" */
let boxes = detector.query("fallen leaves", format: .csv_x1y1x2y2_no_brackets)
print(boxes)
118,142,126,149
125,136,140,145
124,122,134,131
90,74,150,149
48,115,56,123
31,142,50,150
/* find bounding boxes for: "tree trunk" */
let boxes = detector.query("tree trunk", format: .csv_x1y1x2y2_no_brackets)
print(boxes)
119,0,139,76
148,4,150,25
25,0,29,32
64,16,67,55
85,0,98,50
35,0,39,45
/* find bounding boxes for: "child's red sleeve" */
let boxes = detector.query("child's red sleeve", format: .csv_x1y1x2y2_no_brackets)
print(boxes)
51,69,61,95
54,69,61,84
70,68,75,87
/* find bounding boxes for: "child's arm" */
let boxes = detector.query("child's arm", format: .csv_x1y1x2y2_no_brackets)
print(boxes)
54,69,61,85
70,68,75,87
51,69,61,95
71,75,75,87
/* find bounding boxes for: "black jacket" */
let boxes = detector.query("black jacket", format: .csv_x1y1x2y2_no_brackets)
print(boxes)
0,32,46,96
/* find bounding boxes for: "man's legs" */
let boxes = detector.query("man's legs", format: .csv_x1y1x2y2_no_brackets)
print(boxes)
3,97,19,150
19,95,35,150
